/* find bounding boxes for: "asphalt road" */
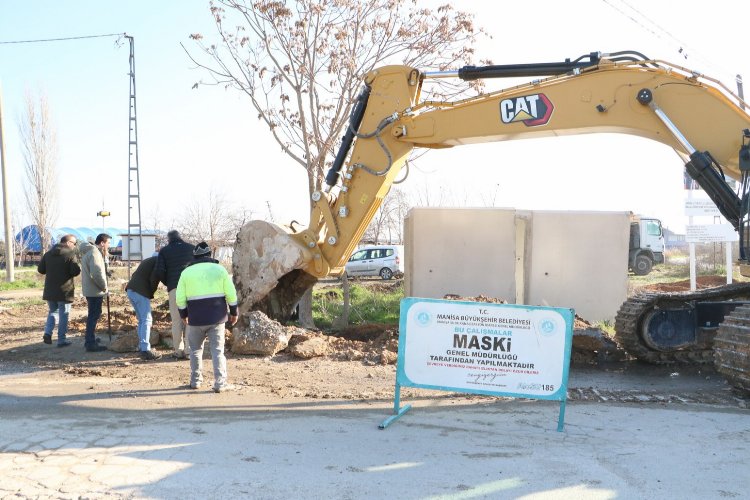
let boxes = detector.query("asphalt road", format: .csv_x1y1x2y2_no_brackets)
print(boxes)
1,367,749,500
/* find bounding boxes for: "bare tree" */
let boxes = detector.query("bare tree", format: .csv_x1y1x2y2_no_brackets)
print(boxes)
18,91,58,253
188,0,484,193
10,212,30,267
410,183,450,207
187,0,484,325
479,183,502,208
146,205,170,250
178,187,253,253
363,186,409,244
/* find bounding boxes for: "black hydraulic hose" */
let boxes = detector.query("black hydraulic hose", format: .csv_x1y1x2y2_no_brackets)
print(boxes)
606,50,661,69
685,151,744,229
325,85,372,188
607,50,652,61
457,52,601,81
741,174,749,260
740,136,750,259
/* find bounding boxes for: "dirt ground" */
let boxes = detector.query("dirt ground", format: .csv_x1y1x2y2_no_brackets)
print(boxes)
0,276,747,408
0,290,402,401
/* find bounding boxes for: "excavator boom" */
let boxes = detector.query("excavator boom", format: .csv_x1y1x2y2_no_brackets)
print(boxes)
233,53,750,393
301,52,750,284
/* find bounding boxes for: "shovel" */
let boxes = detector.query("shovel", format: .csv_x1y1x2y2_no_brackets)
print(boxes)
106,293,112,342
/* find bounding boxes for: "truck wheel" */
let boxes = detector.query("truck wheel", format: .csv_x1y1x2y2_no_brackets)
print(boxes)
633,255,653,276
379,267,394,280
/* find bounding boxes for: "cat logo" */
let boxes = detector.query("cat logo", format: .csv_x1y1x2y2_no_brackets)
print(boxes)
499,93,554,127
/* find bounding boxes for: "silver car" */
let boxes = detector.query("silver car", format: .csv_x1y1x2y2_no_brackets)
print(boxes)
345,245,404,280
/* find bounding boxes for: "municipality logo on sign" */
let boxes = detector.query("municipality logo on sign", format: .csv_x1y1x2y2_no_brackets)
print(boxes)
535,313,561,337
416,310,431,326
541,319,555,334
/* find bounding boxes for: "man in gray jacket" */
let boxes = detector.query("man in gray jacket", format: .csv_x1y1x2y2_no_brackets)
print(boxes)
79,233,110,352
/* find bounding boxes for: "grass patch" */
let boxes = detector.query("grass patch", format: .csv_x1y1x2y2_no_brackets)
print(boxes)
628,261,749,288
309,253,746,331
594,320,615,336
0,278,43,291
7,297,45,308
312,282,404,328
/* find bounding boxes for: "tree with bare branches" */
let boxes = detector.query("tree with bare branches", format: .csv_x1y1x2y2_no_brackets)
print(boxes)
10,212,31,267
187,0,484,325
362,186,409,244
19,91,58,253
177,187,253,254
188,0,484,194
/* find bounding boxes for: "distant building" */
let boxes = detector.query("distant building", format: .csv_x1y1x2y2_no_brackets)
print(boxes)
662,226,687,250
14,226,160,253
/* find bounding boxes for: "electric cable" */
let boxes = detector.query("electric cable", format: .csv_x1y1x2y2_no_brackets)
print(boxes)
0,33,125,45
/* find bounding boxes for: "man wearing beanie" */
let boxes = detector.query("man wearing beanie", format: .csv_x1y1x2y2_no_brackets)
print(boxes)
175,242,238,393
153,230,194,359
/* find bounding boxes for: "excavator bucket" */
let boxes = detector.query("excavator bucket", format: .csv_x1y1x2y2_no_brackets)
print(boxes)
232,220,318,322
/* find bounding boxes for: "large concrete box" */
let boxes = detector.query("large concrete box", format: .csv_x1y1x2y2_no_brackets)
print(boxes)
404,208,518,300
404,208,630,322
524,211,630,321
120,234,156,261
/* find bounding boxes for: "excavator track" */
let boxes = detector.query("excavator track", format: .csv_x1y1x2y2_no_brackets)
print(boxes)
614,283,750,364
714,304,750,395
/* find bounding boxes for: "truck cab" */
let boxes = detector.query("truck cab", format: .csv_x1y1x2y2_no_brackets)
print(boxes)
629,216,665,275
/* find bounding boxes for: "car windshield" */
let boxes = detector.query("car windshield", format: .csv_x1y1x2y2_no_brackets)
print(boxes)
350,250,368,261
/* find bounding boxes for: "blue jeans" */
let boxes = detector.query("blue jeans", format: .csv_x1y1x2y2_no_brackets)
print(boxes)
85,296,104,347
127,289,153,352
44,301,71,344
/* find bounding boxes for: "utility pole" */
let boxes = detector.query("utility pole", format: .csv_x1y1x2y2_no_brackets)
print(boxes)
0,82,15,282
126,35,143,277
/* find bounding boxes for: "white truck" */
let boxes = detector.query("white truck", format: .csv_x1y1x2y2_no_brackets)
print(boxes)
629,215,665,275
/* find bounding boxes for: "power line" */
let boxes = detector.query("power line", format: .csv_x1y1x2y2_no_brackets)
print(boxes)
0,33,126,45
601,0,686,57
618,0,688,54
601,0,739,80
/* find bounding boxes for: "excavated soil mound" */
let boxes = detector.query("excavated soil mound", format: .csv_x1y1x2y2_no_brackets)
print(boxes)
442,293,620,363
639,275,733,293
67,299,172,332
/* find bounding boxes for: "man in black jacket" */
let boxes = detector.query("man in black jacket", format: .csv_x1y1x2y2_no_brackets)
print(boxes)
153,230,195,358
38,234,81,347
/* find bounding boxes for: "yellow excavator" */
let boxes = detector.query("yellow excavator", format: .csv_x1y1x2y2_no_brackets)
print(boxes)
232,51,750,394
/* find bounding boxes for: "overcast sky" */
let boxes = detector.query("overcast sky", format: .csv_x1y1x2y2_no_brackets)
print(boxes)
1,0,748,239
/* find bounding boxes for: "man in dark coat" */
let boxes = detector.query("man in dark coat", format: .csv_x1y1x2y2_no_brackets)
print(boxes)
38,234,81,347
153,230,195,358
126,253,162,360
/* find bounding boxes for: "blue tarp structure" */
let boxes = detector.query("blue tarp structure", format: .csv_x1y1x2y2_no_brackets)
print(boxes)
15,226,129,252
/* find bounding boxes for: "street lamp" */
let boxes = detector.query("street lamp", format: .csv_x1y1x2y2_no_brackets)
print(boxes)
97,210,110,229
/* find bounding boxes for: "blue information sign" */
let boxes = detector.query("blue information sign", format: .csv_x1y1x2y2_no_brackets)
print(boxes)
380,298,574,431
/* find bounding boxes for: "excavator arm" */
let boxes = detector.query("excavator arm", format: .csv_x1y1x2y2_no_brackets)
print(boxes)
304,51,750,277
234,51,750,321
